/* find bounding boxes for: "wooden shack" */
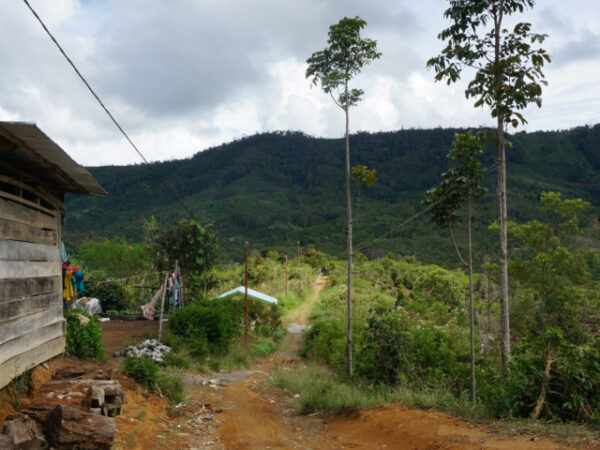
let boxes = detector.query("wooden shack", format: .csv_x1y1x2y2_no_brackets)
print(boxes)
0,121,106,389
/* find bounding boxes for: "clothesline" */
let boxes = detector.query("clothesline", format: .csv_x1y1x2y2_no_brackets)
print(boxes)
84,270,172,286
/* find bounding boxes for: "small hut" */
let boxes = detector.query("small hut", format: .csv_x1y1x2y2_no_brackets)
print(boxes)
0,121,106,389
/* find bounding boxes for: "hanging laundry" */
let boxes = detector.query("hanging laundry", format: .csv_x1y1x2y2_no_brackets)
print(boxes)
72,270,85,295
61,241,68,264
171,277,180,307
63,271,74,302
141,285,164,320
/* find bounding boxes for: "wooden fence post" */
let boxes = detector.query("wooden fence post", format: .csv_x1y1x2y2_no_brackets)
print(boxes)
158,274,168,343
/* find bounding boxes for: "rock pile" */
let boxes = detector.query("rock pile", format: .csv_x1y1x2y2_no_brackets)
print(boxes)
117,339,171,361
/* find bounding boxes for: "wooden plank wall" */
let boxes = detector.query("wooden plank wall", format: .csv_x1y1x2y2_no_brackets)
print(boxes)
0,187,65,389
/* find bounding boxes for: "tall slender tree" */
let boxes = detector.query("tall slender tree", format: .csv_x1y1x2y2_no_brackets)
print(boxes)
423,131,487,401
427,0,550,369
306,17,381,378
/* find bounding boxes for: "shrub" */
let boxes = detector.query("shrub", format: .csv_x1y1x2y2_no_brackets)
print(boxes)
86,279,128,312
121,356,184,404
161,352,191,369
251,338,277,357
7,367,33,409
121,357,158,389
64,311,106,359
168,299,241,355
301,319,347,372
484,329,600,423
156,374,185,405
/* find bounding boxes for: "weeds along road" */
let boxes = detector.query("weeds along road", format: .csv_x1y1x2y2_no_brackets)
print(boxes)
121,276,573,450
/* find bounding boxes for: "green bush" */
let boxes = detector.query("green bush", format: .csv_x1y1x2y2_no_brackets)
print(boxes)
168,299,241,355
161,352,192,369
482,329,600,423
121,356,184,404
121,357,158,389
7,368,33,409
168,297,282,359
251,338,277,357
301,319,347,372
156,373,185,405
86,278,128,312
64,311,106,359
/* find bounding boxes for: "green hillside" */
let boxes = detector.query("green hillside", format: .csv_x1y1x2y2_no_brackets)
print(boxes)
64,125,600,265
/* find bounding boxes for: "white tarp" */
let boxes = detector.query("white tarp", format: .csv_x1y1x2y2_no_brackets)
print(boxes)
214,286,278,305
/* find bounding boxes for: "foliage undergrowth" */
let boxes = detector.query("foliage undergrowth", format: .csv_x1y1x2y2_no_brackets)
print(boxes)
6,367,33,409
121,356,184,405
64,311,106,359
251,338,277,357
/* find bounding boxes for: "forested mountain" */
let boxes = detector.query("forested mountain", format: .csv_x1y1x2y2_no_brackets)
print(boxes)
64,125,600,265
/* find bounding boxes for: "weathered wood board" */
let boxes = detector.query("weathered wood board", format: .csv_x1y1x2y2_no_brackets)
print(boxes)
0,197,56,230
0,305,63,345
0,276,61,302
0,260,61,279
0,218,57,245
0,335,65,389
0,320,64,366
0,239,59,262
0,292,60,321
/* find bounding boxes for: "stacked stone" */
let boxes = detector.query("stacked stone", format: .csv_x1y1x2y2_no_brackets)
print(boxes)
118,339,171,361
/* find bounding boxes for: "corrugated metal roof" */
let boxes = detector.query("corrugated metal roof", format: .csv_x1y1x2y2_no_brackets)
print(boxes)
215,287,278,305
0,121,106,197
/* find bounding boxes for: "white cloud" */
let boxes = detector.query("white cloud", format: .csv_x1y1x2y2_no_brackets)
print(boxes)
0,0,598,165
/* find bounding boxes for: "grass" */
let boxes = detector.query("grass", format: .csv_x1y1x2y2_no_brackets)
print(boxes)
124,429,138,448
488,419,600,447
251,338,277,357
7,367,33,409
269,363,600,446
201,343,252,373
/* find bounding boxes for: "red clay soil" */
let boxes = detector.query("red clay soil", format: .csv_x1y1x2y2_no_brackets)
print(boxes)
99,319,159,354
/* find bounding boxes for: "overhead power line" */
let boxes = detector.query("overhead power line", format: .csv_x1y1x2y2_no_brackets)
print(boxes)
335,162,499,258
22,0,196,220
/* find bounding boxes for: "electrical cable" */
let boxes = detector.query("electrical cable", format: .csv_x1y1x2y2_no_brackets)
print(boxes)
22,0,197,220
333,162,499,258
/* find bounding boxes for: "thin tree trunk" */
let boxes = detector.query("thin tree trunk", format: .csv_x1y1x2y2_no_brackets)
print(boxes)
497,117,510,369
495,1,511,370
467,192,476,402
345,102,354,379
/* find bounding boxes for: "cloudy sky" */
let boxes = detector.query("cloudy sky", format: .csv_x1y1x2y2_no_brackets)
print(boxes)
1,0,599,166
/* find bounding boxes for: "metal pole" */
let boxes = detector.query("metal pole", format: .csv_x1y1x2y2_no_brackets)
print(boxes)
285,253,288,297
244,241,249,346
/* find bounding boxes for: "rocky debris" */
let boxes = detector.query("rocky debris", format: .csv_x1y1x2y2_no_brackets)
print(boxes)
116,339,171,361
0,434,15,450
2,411,46,450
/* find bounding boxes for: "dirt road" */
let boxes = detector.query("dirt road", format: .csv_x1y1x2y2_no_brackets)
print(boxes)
116,275,577,450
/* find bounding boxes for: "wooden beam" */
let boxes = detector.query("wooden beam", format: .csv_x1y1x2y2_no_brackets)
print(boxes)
0,159,64,207
0,198,57,230
0,125,90,196
0,261,61,280
0,218,57,245
0,320,65,365
0,305,63,346
0,276,60,302
0,175,63,211
0,190,56,217
0,239,59,262
0,335,65,389
0,292,60,321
